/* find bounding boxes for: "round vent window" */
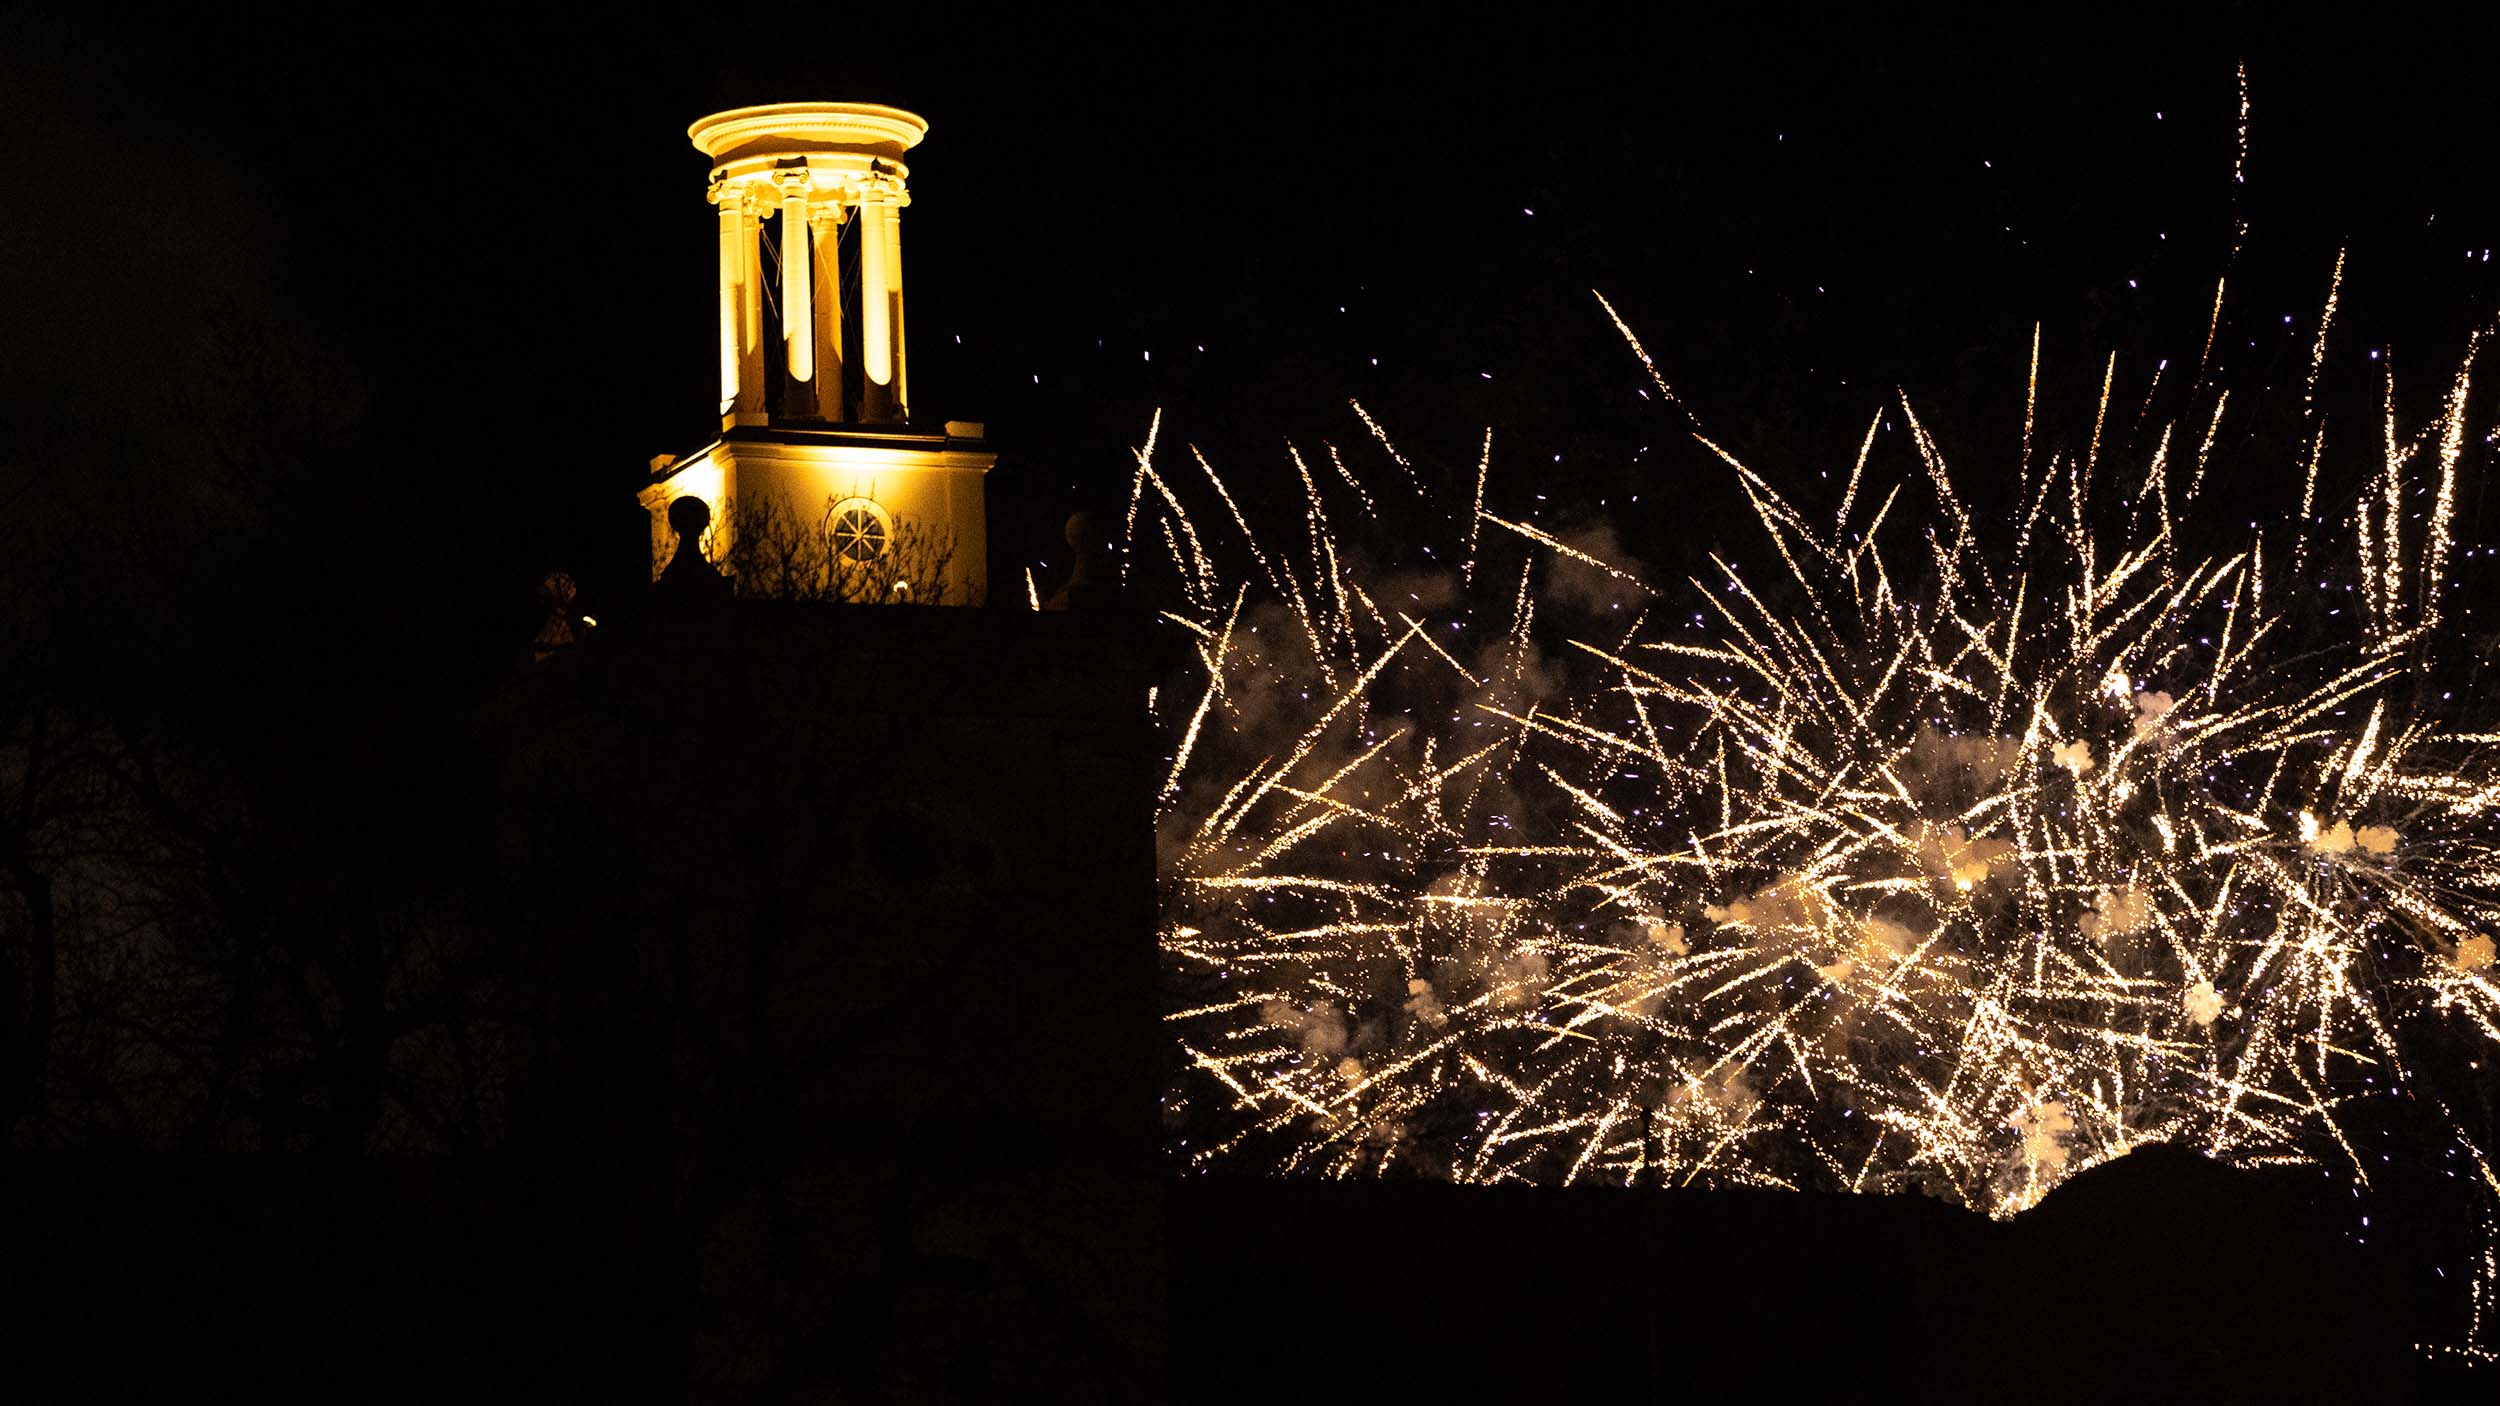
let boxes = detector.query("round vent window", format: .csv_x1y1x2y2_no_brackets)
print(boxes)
825,498,893,563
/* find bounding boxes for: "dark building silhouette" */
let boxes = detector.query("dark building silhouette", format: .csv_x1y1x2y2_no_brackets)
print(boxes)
489,602,1164,1397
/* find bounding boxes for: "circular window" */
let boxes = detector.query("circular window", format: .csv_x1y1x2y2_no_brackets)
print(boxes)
825,498,893,564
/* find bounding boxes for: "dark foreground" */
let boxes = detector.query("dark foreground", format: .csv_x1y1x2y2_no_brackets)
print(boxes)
9,1144,2485,1403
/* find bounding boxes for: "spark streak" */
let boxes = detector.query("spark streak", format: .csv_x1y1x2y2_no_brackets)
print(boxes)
1150,200,2500,1361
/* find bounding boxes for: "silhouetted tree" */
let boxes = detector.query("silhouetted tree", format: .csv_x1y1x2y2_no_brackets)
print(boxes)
717,491,962,605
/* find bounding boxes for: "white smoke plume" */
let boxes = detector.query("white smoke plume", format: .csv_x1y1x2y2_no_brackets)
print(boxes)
1261,999,1349,1059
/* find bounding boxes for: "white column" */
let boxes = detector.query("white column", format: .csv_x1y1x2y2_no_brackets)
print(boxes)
716,198,742,414
811,203,845,420
860,197,893,387
736,193,764,422
886,197,907,418
779,183,813,383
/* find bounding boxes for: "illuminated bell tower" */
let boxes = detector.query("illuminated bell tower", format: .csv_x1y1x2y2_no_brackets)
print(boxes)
639,102,994,604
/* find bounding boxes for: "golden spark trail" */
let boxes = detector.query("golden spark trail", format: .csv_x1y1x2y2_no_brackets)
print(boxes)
1151,238,2500,1362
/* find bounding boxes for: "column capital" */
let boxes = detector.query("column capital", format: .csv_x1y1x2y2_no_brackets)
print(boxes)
854,167,909,206
706,180,767,217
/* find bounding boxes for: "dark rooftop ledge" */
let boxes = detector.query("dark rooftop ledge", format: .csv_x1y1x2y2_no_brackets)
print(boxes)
497,600,1161,730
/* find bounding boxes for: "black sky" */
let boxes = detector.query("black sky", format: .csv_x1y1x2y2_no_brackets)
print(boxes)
6,4,2498,704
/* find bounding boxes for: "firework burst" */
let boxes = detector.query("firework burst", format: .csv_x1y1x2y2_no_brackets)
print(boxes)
1148,266,2500,1356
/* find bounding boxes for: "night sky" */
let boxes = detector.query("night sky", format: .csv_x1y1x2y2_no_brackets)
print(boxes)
8,6,2495,878
14,9,2498,606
